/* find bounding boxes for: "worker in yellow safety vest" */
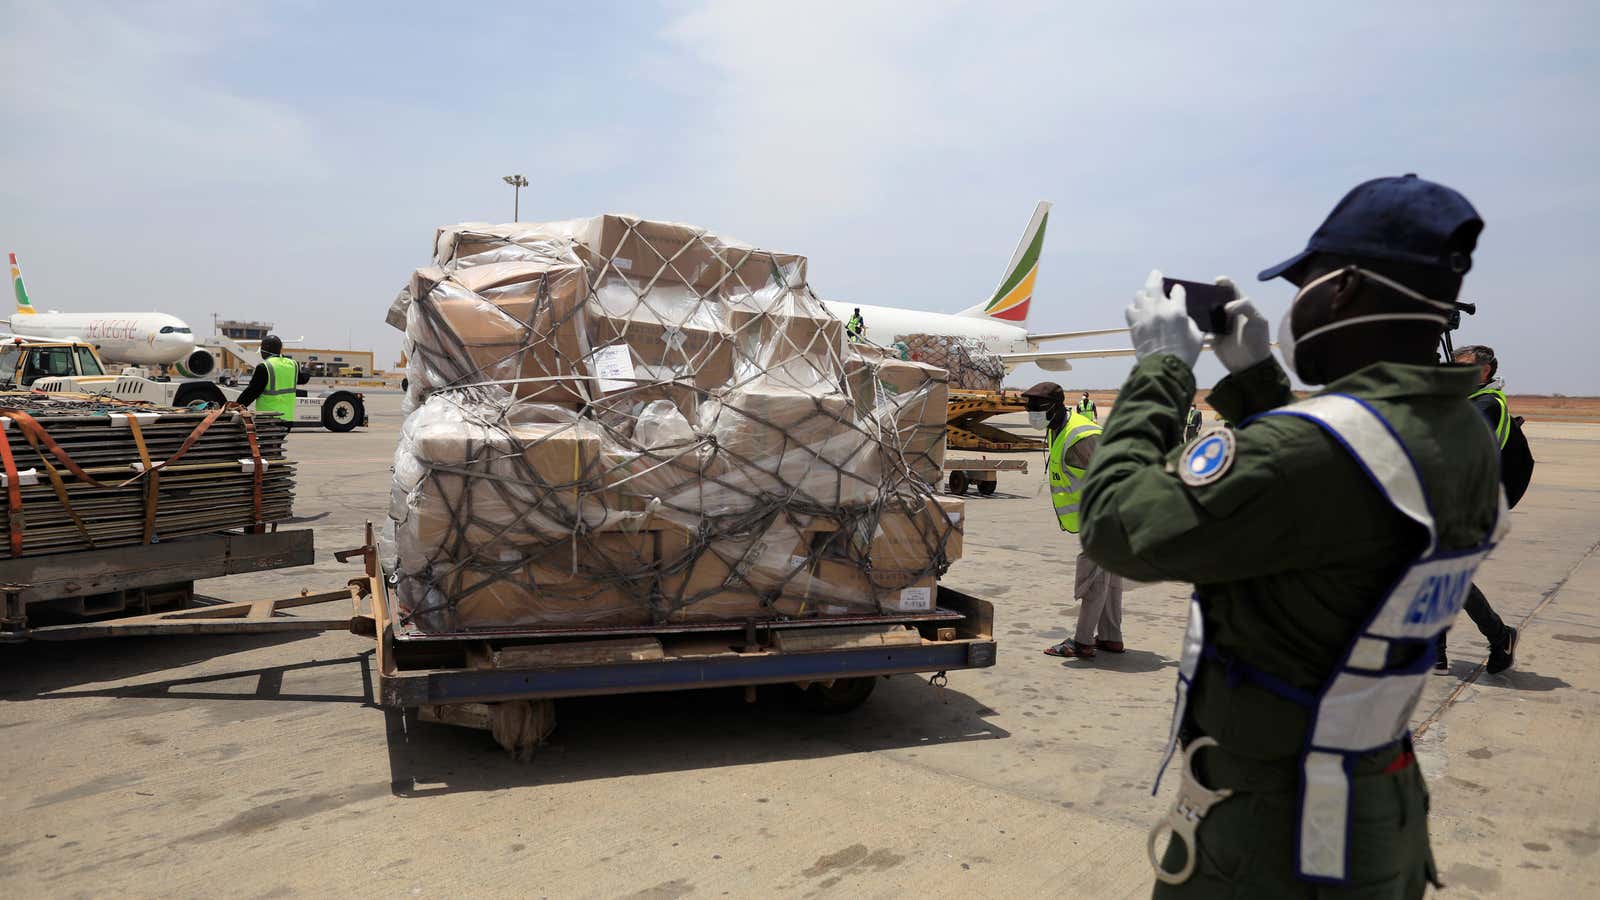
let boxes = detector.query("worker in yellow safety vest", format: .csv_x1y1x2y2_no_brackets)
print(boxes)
1025,381,1126,659
1076,391,1097,421
235,334,306,423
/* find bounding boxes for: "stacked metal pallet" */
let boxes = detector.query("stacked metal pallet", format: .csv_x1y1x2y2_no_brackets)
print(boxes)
0,393,294,556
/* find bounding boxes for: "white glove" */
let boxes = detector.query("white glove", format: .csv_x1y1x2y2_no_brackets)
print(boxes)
1210,278,1272,373
1126,269,1203,368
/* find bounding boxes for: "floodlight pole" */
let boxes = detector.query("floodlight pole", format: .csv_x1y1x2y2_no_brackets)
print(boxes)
502,174,529,221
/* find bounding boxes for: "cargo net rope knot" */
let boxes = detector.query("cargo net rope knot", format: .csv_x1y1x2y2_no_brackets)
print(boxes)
386,214,964,632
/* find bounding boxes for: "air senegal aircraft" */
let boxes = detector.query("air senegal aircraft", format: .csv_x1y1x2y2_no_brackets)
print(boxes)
5,252,214,375
818,202,1132,372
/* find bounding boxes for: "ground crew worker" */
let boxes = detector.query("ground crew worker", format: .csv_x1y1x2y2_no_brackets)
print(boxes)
845,308,865,343
1076,390,1097,420
1079,174,1501,898
1024,381,1125,659
1183,404,1202,441
1435,343,1519,674
235,334,308,423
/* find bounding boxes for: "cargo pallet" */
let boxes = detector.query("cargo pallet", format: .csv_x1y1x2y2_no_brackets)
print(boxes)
3,524,997,757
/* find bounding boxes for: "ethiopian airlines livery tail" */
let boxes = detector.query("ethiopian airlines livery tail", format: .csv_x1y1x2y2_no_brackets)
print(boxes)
956,201,1049,327
818,201,1131,373
2,252,213,374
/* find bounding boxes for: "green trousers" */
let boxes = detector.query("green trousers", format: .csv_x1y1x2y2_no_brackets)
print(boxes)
1152,763,1437,899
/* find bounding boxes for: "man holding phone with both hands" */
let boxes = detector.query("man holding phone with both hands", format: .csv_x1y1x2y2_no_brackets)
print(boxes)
1079,175,1502,898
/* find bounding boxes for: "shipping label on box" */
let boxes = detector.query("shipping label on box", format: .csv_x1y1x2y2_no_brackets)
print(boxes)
893,585,933,612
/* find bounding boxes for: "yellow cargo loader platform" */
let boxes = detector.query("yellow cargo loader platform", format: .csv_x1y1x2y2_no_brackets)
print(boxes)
946,389,1047,453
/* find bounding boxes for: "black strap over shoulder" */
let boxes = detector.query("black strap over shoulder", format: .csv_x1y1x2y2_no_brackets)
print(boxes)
1502,415,1534,509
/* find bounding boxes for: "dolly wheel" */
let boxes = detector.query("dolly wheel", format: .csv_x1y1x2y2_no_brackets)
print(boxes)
321,393,363,432
948,471,969,495
977,479,997,496
800,677,878,714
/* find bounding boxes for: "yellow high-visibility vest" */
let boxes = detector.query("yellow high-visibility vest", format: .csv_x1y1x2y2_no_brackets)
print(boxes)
1469,385,1510,449
256,355,298,421
1048,411,1102,533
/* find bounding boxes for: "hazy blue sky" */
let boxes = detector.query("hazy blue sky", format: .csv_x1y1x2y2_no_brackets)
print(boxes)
3,1,1596,393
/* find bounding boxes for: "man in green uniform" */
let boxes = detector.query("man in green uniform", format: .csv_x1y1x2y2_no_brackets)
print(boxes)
1080,175,1502,898
845,308,866,343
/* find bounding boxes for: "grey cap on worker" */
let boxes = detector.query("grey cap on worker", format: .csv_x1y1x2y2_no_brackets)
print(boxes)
1022,382,1064,407
1258,174,1484,285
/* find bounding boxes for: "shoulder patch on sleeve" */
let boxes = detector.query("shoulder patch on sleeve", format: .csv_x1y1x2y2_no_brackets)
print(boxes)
1180,427,1236,486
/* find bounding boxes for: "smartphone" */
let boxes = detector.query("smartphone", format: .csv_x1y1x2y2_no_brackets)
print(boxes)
1162,277,1236,335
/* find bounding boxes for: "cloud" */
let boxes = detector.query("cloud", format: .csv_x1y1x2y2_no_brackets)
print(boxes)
0,1,326,188
661,1,972,223
1,2,1595,392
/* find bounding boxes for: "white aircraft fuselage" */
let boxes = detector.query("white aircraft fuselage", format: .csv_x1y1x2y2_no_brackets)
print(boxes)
3,312,197,367
818,300,1034,356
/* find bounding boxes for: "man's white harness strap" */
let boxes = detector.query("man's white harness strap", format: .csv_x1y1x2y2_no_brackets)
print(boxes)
1150,393,1507,885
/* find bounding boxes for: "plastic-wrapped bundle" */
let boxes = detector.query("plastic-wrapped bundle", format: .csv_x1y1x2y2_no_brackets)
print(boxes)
386,214,962,632
893,333,1006,392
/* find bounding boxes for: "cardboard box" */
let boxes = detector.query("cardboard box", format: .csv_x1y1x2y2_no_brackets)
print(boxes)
657,520,822,621
841,346,895,412
700,388,878,508
787,560,937,615
432,221,580,269
728,307,846,391
573,214,807,297
408,260,592,405
443,533,657,628
876,359,948,486
932,494,965,559
588,311,736,394
882,577,939,613
400,417,616,550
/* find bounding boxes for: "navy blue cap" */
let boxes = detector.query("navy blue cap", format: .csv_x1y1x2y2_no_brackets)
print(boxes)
1258,174,1483,284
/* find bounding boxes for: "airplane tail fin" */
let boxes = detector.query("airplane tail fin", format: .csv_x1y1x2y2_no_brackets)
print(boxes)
957,201,1050,326
9,253,35,315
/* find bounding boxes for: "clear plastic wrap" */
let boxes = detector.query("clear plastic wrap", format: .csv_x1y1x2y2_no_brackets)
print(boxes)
893,333,1006,392
387,213,960,632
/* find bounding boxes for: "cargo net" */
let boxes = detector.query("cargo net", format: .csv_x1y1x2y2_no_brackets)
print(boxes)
385,214,962,632
892,334,1006,392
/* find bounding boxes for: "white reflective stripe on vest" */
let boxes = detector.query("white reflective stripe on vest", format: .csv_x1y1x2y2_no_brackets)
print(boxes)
1300,752,1350,880
1267,393,1502,882
1151,392,1505,884
1364,546,1494,640
1270,394,1437,554
1152,596,1205,794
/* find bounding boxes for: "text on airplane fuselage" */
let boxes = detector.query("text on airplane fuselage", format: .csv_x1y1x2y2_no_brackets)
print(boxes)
83,319,145,342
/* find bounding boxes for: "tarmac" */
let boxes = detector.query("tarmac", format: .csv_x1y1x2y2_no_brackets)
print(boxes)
1,395,1596,898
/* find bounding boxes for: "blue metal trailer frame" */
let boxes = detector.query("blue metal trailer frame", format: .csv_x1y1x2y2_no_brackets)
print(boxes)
351,530,997,712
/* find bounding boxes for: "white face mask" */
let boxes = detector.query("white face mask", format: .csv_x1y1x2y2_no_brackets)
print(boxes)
1276,266,1455,384
1028,410,1049,429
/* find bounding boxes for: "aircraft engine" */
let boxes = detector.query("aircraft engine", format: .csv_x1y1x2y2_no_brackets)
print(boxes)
176,349,216,378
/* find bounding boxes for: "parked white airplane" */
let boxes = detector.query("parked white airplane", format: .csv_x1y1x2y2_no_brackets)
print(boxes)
818,202,1131,371
5,252,214,375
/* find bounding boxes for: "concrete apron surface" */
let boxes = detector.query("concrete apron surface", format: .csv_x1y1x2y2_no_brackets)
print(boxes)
0,398,1594,898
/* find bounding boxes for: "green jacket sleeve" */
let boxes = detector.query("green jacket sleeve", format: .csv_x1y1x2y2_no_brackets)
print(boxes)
1079,354,1318,585
1206,357,1294,424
